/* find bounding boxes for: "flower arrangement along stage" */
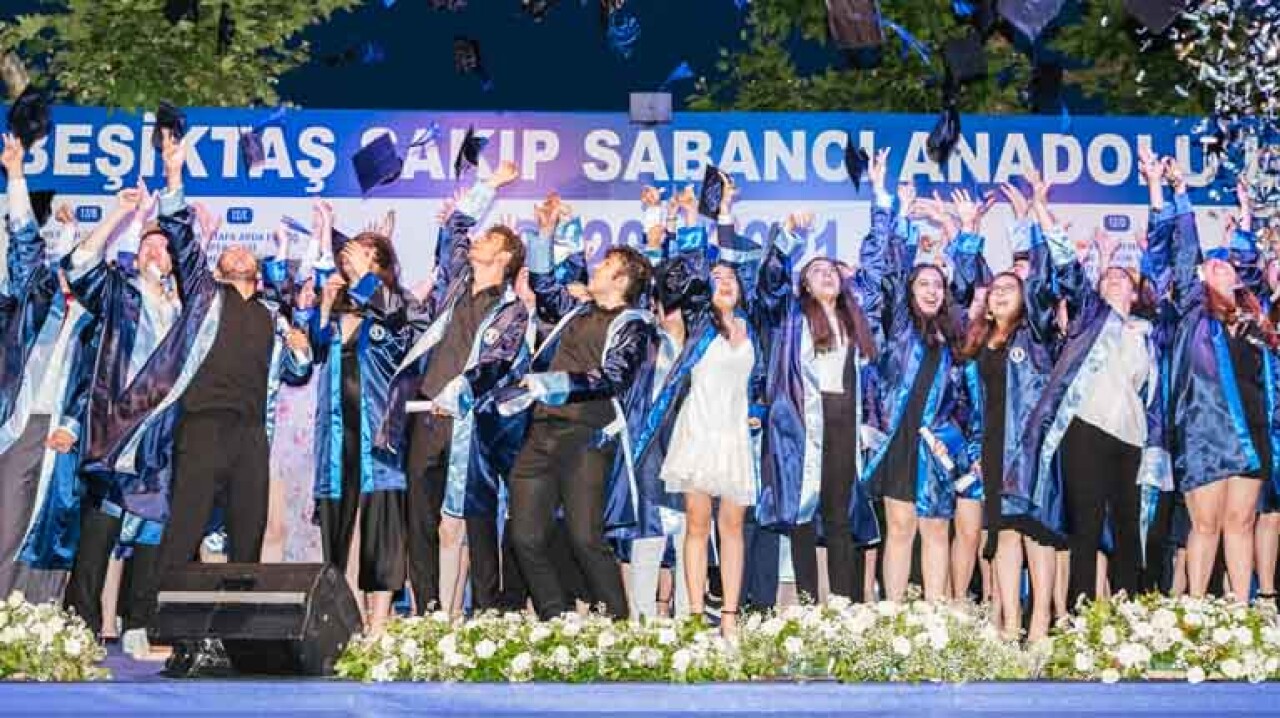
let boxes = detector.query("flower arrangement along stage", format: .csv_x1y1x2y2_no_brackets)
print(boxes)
0,592,108,681
337,594,1280,685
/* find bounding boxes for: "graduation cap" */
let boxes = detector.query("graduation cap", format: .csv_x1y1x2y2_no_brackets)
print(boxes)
927,88,962,166
164,0,200,24
998,0,1067,42
943,31,988,84
239,106,287,171
352,133,404,195
6,85,51,150
216,3,235,56
453,126,489,179
826,0,884,50
522,0,561,21
30,189,55,228
151,101,187,152
843,134,870,191
602,1,641,58
321,41,386,67
1123,0,1184,34
697,165,729,219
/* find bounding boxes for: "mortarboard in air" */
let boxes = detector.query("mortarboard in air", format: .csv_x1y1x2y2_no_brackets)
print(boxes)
29,189,55,228
216,3,235,56
239,106,288,171
997,0,1067,42
927,87,962,165
453,36,492,89
826,0,884,50
1123,0,1184,34
943,31,988,83
6,85,51,150
844,134,870,191
152,101,187,152
522,0,561,21
697,165,729,219
454,126,489,179
603,1,641,58
352,132,404,195
164,0,200,25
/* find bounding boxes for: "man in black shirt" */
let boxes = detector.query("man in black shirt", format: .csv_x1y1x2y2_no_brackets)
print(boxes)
154,241,311,581
499,243,656,620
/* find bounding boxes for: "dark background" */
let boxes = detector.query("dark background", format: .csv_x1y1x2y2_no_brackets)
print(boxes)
1,0,752,111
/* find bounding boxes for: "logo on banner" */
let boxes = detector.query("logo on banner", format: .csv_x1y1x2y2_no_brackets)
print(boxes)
369,324,387,342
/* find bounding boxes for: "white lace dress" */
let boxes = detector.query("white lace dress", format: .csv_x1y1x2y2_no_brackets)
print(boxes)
660,334,757,506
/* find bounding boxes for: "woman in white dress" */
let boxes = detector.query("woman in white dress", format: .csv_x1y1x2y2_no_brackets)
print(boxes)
658,262,763,637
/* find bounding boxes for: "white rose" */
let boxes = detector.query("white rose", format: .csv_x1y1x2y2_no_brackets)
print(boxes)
562,622,581,638
370,659,395,682
1186,665,1206,684
927,628,948,651
475,639,497,659
671,649,692,673
892,636,912,657
1233,627,1254,646
64,638,82,657
1151,608,1178,630
783,636,804,656
761,618,784,638
1074,652,1094,673
1212,627,1233,645
658,628,677,646
1100,668,1121,684
876,601,899,618
399,640,420,659
531,625,553,643
1100,626,1119,646
745,613,763,632
510,652,533,674
827,595,851,611
597,631,616,650
1221,658,1244,679
1184,612,1205,628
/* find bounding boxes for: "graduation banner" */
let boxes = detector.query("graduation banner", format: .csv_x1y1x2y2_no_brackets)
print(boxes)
2,106,1274,283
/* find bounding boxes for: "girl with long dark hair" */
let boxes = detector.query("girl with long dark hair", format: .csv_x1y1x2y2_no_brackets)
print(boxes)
857,150,984,601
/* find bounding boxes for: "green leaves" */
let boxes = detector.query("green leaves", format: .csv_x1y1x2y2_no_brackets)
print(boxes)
0,0,359,109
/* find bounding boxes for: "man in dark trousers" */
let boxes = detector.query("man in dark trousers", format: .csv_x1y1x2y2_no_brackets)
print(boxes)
497,241,657,620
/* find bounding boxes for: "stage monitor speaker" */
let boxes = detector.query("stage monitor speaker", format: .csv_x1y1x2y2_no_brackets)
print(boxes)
148,563,362,676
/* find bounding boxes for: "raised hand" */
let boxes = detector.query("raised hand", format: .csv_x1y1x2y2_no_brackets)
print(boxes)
1237,177,1253,229
161,129,187,187
868,148,891,194
116,187,143,213
514,266,535,309
1137,145,1163,186
320,272,345,314
193,202,221,245
1162,157,1186,194
640,185,663,208
55,203,75,227
45,428,76,454
999,182,1030,220
951,189,984,234
487,160,520,189
1,133,24,177
340,241,375,279
1025,164,1053,206
784,211,815,235
534,191,561,235
285,328,310,353
896,180,917,211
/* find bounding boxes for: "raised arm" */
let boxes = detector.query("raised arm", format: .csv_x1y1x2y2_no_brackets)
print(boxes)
2,134,42,298
63,187,144,313
156,129,206,302
858,149,904,340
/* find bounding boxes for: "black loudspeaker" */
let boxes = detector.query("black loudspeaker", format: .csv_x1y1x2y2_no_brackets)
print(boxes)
148,563,362,676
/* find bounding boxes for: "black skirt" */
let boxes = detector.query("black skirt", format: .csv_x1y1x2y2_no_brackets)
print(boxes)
873,345,941,505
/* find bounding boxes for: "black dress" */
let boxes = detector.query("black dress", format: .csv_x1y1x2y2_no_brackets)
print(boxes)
1227,327,1272,482
874,344,941,505
316,329,407,593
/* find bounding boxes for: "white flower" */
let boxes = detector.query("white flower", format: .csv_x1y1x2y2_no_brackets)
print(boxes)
1151,608,1178,631
510,652,533,674
761,618,785,638
64,638,82,657
671,649,692,674
438,634,457,655
627,646,644,664
1114,643,1150,669
597,631,616,650
1212,627,1233,645
1184,612,1205,628
783,605,806,622
1186,665,1206,684
1100,668,1121,684
876,601,900,618
1221,658,1244,679
892,636,912,657
1233,627,1254,646
827,595,851,611
399,639,420,659
562,621,581,637
783,636,804,656
1074,652,1095,673
6,592,25,607
1100,626,1119,646
530,624,553,643
927,627,949,651
745,613,763,632
378,634,396,653
475,639,497,659
657,628,677,646
370,658,396,682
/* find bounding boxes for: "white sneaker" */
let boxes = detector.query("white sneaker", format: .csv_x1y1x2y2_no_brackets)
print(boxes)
122,628,151,659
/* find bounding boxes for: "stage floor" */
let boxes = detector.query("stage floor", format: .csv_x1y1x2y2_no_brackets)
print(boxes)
3,650,1280,717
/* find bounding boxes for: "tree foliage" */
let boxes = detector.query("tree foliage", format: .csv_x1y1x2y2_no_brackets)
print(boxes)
0,0,360,109
688,0,1209,117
